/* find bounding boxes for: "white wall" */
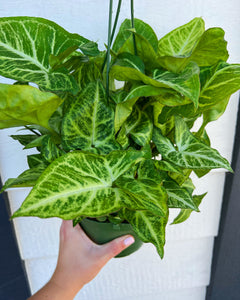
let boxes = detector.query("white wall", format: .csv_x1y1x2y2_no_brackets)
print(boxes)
0,1,240,299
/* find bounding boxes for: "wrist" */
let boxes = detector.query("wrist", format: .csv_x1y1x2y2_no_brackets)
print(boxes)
50,269,84,298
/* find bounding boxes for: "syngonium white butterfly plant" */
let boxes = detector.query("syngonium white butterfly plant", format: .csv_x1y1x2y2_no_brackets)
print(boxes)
0,0,240,258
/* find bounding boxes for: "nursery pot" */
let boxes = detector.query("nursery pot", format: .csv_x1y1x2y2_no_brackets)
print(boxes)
80,218,143,257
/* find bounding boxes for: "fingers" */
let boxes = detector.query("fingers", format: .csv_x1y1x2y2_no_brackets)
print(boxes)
60,220,95,245
98,235,135,262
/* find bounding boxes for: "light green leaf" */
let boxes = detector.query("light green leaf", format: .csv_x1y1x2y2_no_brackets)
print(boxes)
0,83,63,129
202,96,230,127
0,17,96,92
171,193,207,224
111,59,200,108
114,84,167,133
158,18,204,57
199,62,240,108
152,117,232,171
163,178,197,210
120,209,168,258
12,150,144,219
0,164,47,193
157,18,205,72
112,18,158,54
62,81,120,154
152,62,200,107
190,28,228,66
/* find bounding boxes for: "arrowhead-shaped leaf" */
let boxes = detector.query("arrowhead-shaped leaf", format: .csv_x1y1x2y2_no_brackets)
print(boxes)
0,17,97,92
163,178,197,210
62,81,120,154
157,18,205,72
152,117,232,171
12,150,144,219
119,209,168,258
0,164,47,193
0,83,63,129
171,193,207,224
199,62,240,108
190,28,228,66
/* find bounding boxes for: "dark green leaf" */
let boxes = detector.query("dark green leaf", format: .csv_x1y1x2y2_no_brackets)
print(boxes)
62,81,120,154
0,164,47,193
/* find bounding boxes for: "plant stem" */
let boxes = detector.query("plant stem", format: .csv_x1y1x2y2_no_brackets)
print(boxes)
106,0,113,103
110,0,122,45
24,125,41,136
102,0,122,72
130,0,137,56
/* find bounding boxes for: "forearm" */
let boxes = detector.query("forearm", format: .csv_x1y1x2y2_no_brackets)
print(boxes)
28,278,82,300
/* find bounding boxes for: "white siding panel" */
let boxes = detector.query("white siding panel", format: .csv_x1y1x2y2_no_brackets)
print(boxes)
1,0,240,299
25,237,213,299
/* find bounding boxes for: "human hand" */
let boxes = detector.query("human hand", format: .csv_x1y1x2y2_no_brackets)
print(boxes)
31,220,134,299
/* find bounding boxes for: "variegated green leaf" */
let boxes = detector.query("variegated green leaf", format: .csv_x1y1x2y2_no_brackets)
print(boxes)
0,84,63,130
111,61,200,107
117,106,153,147
153,117,232,171
168,169,192,186
154,160,183,174
0,17,98,92
199,62,240,108
158,18,204,57
62,81,120,154
152,62,200,107
119,209,168,258
27,154,45,168
112,18,158,54
190,28,228,66
163,178,197,210
0,164,47,193
114,84,167,133
157,18,205,72
158,25,228,72
12,150,144,219
171,193,207,224
41,135,64,163
115,177,168,217
137,159,162,183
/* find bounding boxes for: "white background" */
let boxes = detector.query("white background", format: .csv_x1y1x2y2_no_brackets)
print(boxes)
0,1,240,299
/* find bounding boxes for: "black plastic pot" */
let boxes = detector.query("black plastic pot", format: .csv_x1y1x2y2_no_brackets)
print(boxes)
80,218,143,257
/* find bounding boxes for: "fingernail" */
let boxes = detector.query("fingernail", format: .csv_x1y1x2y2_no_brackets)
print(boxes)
124,236,135,247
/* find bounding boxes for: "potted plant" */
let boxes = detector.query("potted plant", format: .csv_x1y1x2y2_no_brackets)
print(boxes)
0,1,240,259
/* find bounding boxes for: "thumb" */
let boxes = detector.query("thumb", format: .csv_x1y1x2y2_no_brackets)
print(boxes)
98,235,135,262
